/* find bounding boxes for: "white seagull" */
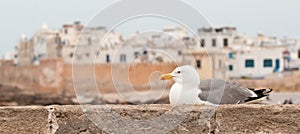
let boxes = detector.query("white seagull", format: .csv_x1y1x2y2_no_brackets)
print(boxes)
160,65,272,105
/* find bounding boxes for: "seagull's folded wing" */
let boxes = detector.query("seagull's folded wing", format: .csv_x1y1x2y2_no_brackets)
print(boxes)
198,79,254,104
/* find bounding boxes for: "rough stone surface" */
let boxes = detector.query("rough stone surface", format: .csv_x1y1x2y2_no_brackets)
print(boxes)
0,105,300,134
50,105,216,134
215,104,300,133
0,106,49,134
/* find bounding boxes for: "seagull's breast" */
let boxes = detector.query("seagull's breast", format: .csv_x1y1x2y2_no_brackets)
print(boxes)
169,83,201,104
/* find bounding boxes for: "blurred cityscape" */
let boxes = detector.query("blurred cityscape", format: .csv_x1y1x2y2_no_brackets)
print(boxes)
0,21,300,106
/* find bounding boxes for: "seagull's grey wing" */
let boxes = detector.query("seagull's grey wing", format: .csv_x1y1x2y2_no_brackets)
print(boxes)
198,79,254,104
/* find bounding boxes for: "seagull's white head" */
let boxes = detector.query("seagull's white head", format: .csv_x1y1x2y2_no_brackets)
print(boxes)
160,65,199,87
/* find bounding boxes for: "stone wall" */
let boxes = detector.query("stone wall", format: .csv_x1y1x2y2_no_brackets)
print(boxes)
0,58,300,105
66,63,176,95
0,59,64,94
0,59,177,97
0,105,299,133
1,59,300,96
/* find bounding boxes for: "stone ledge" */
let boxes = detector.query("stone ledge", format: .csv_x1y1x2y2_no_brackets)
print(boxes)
0,105,299,134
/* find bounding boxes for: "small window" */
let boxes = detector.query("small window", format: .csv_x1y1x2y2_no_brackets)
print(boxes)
38,54,45,58
70,53,74,58
274,59,280,72
178,50,182,56
33,56,38,62
229,65,233,71
106,54,110,63
120,54,127,63
212,39,216,47
245,59,254,68
200,39,205,47
134,52,139,58
143,50,148,55
183,37,190,40
196,60,201,69
87,37,92,45
223,38,228,47
263,59,273,67
228,53,233,59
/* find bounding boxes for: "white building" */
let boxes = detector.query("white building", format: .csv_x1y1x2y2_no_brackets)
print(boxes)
16,35,35,66
97,31,191,64
227,47,285,78
196,27,237,50
256,33,282,47
9,23,299,78
32,24,61,65
193,26,294,78
12,21,123,65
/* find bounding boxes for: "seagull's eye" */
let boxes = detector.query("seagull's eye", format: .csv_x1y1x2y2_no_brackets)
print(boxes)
177,71,181,74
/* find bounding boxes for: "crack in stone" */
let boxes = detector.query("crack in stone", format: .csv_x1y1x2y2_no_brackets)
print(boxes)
47,106,59,134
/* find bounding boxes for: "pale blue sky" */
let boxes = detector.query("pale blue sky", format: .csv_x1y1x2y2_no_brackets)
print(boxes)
1,0,300,56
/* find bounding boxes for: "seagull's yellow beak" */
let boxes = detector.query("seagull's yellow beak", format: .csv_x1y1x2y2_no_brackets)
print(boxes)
160,73,173,80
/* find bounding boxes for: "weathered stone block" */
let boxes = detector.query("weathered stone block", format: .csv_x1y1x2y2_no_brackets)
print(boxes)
0,106,49,134
51,105,215,134
215,104,300,133
0,105,300,133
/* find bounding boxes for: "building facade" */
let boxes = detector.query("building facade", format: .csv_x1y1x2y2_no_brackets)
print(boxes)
5,23,300,79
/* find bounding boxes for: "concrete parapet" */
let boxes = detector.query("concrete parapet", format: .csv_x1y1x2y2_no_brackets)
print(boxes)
0,104,299,133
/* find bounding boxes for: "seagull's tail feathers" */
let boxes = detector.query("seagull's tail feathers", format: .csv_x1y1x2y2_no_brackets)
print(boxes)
244,88,273,103
253,88,273,97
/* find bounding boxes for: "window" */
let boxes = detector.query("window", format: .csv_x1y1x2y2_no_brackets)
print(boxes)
120,54,127,63
200,39,205,47
87,37,92,45
245,59,254,68
143,50,148,55
212,39,216,47
263,59,273,67
228,52,233,59
223,38,228,47
106,54,110,63
276,59,280,68
274,59,280,72
33,56,38,62
70,53,74,58
196,60,201,69
183,37,190,40
178,50,182,56
38,54,46,58
229,65,233,71
134,52,139,58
